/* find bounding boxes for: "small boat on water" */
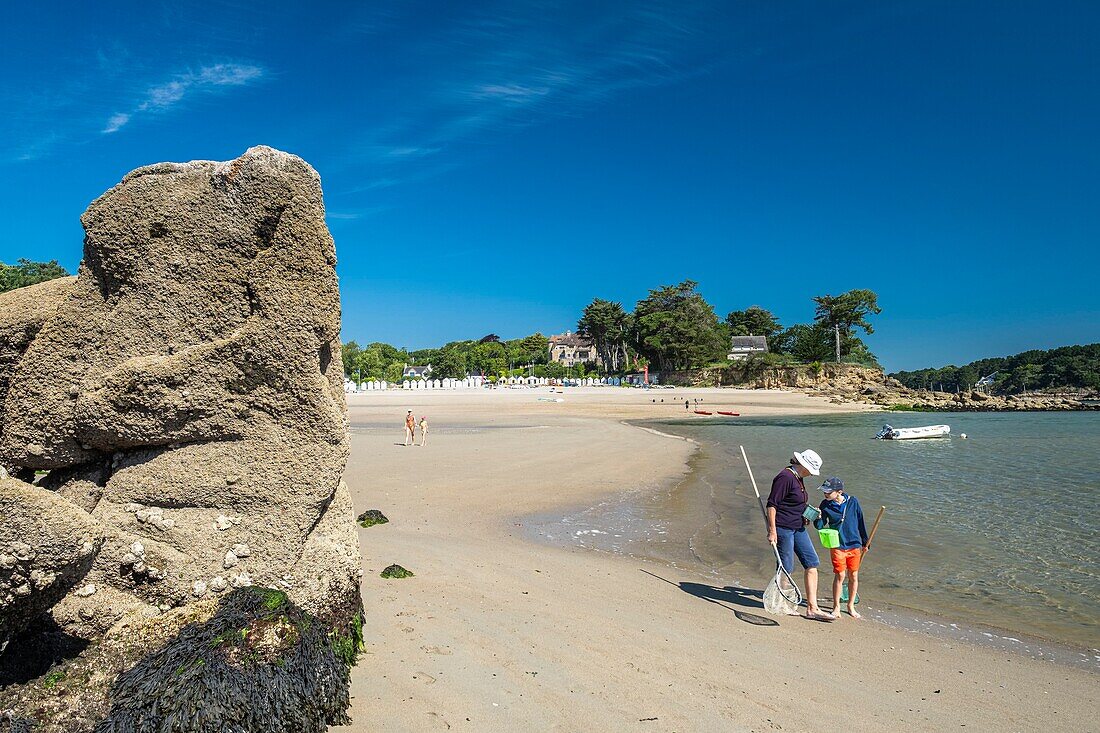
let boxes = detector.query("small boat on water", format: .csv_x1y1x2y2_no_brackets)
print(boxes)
875,424,951,440
716,411,740,416
694,410,713,415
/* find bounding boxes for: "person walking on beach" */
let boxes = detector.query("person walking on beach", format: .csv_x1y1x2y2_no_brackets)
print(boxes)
404,410,415,447
765,449,832,620
418,415,429,447
814,477,869,619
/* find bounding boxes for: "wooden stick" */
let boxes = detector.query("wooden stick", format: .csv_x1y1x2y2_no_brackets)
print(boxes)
843,506,886,605
865,506,886,551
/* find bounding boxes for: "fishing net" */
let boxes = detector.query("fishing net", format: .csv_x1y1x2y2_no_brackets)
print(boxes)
763,569,801,616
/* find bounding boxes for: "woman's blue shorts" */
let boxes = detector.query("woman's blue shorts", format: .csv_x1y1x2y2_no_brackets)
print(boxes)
775,526,820,572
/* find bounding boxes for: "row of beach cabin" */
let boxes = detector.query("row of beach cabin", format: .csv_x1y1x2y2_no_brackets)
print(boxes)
344,376,626,393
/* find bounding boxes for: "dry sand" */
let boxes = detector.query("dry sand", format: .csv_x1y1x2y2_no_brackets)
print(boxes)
334,387,1096,732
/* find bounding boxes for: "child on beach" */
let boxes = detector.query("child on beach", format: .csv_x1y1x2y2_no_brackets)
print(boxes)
418,415,428,447
814,477,869,619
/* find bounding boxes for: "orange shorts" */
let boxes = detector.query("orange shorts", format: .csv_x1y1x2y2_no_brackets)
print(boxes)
830,547,863,574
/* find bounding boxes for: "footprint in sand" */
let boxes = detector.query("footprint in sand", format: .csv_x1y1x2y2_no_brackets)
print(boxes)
412,671,437,684
425,711,451,730
422,645,453,655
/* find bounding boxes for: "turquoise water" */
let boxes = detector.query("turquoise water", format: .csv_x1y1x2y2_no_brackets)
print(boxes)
532,412,1100,654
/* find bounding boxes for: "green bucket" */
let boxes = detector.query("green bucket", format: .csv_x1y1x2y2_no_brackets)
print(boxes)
818,528,841,549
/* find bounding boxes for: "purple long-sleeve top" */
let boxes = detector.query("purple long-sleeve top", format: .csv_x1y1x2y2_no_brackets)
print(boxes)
766,467,809,530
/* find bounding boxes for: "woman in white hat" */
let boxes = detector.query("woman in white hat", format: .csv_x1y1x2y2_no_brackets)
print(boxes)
765,449,832,620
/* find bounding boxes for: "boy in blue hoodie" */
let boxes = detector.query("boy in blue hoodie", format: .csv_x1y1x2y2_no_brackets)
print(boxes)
814,477,869,619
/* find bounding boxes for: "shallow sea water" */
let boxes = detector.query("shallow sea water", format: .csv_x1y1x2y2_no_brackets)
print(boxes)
528,411,1100,661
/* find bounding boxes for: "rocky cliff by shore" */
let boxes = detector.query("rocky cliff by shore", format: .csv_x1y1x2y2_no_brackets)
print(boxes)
806,369,1097,412
0,147,362,732
662,363,1098,411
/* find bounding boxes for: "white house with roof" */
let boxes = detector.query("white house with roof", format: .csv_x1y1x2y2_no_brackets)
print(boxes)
548,331,602,368
402,363,433,380
727,335,769,361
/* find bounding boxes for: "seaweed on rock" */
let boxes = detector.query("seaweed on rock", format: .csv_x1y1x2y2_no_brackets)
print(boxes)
95,587,353,733
356,509,388,528
0,713,37,733
380,564,413,579
330,609,365,668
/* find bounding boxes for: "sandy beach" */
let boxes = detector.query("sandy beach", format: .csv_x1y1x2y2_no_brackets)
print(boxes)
335,388,1096,732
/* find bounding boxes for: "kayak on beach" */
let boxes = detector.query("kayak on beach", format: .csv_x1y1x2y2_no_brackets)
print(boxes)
694,410,712,415
716,410,739,416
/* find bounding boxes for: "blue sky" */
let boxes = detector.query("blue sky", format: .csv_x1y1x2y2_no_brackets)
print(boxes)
2,1,1097,371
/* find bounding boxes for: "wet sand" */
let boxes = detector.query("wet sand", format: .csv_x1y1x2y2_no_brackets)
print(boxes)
334,387,1096,732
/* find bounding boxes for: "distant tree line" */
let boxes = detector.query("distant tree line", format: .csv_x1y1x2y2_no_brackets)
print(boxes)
341,333,595,383
1,259,69,293
341,282,884,382
891,344,1100,394
577,282,881,373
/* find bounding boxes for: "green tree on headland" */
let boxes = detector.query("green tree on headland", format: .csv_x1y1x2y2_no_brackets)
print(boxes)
725,306,782,342
1016,363,1042,393
432,344,468,379
577,298,631,372
812,289,881,363
631,280,726,371
772,324,833,363
510,333,550,370
891,344,1100,394
1,259,69,293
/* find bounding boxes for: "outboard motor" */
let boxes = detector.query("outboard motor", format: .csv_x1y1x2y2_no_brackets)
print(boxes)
875,424,896,440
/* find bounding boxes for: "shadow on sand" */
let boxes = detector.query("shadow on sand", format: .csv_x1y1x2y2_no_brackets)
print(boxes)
639,569,779,627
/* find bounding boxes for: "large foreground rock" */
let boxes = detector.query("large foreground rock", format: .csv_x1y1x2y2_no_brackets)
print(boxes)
0,147,361,731
0,479,104,653
0,277,75,458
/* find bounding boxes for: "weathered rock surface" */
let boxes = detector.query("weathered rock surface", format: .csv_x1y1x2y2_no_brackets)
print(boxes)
0,277,75,464
0,478,104,653
0,147,362,730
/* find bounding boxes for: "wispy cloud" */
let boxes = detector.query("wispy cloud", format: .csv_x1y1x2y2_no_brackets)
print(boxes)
102,113,130,134
15,133,62,162
385,146,441,158
344,1,723,186
103,62,263,134
326,206,391,222
471,83,552,101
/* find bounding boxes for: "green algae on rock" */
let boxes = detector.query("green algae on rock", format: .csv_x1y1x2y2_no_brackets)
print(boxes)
380,564,413,579
356,509,389,528
330,609,365,668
